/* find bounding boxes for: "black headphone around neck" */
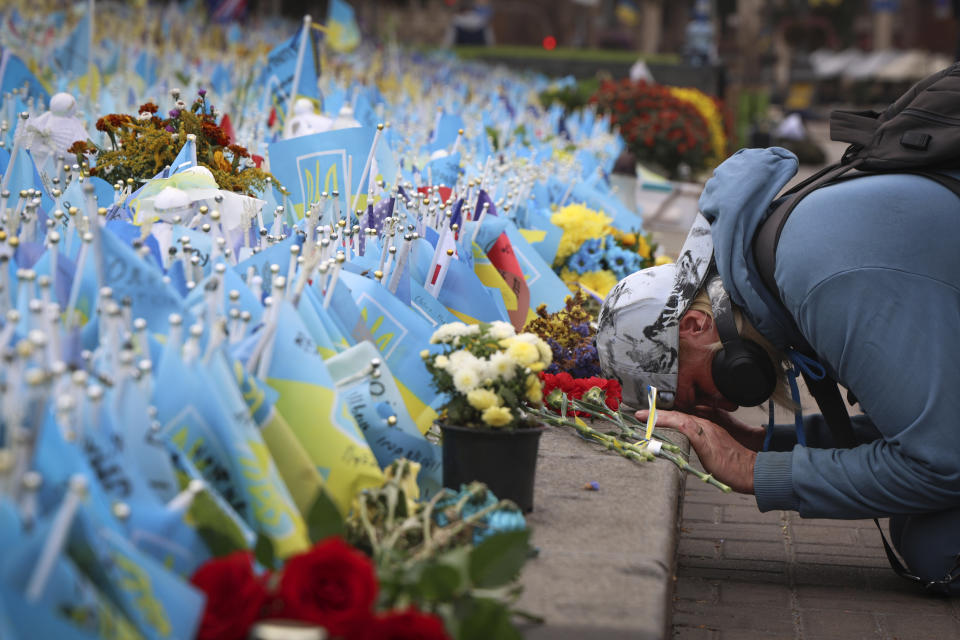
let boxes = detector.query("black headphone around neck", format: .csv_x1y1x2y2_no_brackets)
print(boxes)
704,270,777,407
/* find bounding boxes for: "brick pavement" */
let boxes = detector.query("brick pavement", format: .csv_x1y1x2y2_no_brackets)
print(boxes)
671,452,960,640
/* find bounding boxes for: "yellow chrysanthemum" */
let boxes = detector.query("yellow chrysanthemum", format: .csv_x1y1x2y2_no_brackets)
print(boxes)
578,270,619,298
655,255,673,266
467,388,501,411
550,203,613,264
525,375,543,404
669,86,727,168
560,267,579,285
481,405,513,427
635,234,652,259
505,340,539,367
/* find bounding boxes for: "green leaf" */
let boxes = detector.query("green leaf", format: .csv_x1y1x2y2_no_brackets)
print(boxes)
306,488,345,544
417,563,464,601
196,525,245,558
189,489,250,557
456,599,523,640
254,533,276,569
468,529,531,589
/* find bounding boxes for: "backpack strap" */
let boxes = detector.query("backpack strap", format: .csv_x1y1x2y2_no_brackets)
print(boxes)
753,159,861,448
753,160,862,298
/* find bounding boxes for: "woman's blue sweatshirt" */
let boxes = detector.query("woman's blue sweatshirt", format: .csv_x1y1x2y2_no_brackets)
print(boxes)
699,147,960,519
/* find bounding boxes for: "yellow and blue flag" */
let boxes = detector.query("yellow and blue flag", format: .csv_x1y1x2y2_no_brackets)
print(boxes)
267,126,397,220
260,22,320,124
338,270,444,433
265,300,384,514
326,0,361,53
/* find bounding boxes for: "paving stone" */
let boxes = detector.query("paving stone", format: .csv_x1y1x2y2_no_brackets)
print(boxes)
684,521,784,543
672,625,716,639
682,501,720,523
674,576,718,603
722,539,788,562
880,613,960,637
718,581,792,607
800,608,880,638
789,524,860,546
721,503,784,525
677,563,789,584
793,563,869,587
794,550,891,569
672,603,796,635
717,631,796,640
795,585,955,614
678,537,720,559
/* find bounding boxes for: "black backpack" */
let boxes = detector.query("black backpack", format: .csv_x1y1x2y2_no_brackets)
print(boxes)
752,61,960,448
752,63,960,590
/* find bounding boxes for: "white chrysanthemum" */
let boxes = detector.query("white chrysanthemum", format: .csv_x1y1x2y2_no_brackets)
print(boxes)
487,352,518,381
453,366,481,394
434,354,450,369
487,321,516,340
448,349,480,370
430,322,479,344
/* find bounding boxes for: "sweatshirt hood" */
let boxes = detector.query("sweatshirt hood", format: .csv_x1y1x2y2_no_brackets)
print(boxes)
697,147,801,350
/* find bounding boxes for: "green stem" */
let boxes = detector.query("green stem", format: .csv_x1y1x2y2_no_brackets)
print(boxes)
658,450,732,493
531,406,731,492
358,496,381,554
420,489,452,551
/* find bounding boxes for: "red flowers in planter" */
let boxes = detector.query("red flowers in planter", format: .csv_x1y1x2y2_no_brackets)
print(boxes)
190,538,450,640
590,79,723,179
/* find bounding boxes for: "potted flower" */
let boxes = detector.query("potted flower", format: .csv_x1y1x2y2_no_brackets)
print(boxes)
422,321,552,512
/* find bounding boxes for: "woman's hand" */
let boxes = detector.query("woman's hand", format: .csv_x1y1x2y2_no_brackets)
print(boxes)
691,406,766,452
637,409,757,494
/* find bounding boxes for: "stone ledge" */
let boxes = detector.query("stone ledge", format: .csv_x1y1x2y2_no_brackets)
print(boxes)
517,424,690,638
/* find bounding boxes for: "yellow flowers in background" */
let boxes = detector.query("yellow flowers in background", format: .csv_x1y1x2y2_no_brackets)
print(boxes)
668,86,729,169
551,204,613,264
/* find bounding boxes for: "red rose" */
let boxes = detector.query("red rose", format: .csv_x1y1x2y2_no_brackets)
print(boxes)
190,551,269,640
352,608,450,640
276,537,378,638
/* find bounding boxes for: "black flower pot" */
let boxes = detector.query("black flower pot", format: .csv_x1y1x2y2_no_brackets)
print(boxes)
439,423,545,512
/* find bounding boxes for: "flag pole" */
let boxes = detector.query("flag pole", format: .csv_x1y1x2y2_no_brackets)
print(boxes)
87,0,95,108
287,15,312,128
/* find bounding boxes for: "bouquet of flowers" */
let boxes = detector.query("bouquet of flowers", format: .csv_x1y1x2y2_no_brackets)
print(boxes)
524,292,601,379
190,461,534,640
423,321,552,429
68,88,273,195
550,203,660,298
590,79,732,179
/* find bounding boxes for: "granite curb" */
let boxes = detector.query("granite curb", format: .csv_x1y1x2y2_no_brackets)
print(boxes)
518,424,690,638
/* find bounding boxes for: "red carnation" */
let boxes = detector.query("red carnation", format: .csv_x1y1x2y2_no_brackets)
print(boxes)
190,551,270,640
352,608,451,640
275,537,378,638
540,372,622,415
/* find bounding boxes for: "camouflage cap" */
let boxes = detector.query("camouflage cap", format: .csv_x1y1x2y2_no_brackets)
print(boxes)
595,213,714,410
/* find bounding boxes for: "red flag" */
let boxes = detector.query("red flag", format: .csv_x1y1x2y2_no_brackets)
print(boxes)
487,232,530,331
417,186,453,203
220,113,235,145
